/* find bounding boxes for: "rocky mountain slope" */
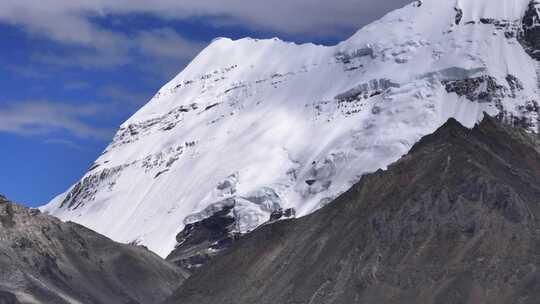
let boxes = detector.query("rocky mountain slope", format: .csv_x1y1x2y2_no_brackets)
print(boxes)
44,0,540,258
164,115,540,304
0,197,188,304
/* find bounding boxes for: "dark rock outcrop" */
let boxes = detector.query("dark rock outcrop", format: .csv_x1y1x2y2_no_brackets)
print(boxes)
442,74,539,132
164,115,540,304
166,204,240,271
454,7,463,25
60,165,124,210
0,199,188,304
442,75,506,103
269,208,296,222
166,202,295,271
520,1,540,60
0,290,20,304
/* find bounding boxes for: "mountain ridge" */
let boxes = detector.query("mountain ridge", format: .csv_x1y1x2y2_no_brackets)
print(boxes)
163,115,540,304
0,196,188,304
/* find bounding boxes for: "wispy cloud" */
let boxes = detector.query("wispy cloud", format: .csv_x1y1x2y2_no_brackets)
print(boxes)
31,48,131,69
4,64,51,79
0,1,411,40
136,28,204,61
98,85,150,108
0,101,113,140
44,138,85,150
64,81,91,91
0,1,409,71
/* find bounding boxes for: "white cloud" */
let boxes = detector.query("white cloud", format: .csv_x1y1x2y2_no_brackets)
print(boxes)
0,0,410,70
44,138,85,150
98,84,150,108
3,65,51,79
32,49,130,69
64,81,91,91
0,101,113,140
136,28,204,61
0,1,411,37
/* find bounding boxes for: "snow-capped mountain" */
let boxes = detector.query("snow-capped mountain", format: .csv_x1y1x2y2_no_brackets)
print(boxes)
43,0,540,257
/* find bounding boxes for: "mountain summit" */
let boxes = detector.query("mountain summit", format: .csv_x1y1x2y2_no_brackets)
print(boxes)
44,0,540,257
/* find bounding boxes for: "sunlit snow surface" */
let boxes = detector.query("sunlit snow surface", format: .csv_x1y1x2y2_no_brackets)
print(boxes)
44,0,540,257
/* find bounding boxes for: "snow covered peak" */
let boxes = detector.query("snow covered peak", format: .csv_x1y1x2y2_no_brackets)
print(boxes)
44,0,540,257
128,36,331,126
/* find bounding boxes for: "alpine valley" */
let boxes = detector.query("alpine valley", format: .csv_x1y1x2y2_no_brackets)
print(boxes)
42,0,540,275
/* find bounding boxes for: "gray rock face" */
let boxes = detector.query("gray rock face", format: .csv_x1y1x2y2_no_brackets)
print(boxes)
60,165,124,210
166,201,295,271
520,1,540,60
164,115,540,304
166,204,240,271
441,72,539,132
442,75,507,104
454,7,463,25
0,290,19,304
0,199,188,304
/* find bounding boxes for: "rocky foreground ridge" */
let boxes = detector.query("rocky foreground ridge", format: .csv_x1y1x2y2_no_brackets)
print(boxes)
165,116,540,304
0,197,188,304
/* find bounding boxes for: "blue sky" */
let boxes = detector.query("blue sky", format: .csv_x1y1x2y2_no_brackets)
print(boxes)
0,0,409,207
